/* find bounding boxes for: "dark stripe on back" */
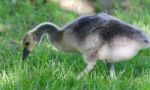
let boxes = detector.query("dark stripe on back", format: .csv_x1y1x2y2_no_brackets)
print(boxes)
99,20,142,42
67,15,107,40
64,13,144,43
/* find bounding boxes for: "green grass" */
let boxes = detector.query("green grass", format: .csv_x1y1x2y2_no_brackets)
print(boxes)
1,0,150,90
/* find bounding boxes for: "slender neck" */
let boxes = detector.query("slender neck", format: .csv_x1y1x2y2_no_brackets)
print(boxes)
31,22,63,42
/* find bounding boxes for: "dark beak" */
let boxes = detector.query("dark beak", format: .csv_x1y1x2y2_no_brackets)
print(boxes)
22,48,30,60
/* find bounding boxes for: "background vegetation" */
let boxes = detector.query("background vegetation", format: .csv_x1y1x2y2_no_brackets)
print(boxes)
1,0,150,90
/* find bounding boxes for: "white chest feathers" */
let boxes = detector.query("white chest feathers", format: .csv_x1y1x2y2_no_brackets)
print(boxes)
98,37,143,62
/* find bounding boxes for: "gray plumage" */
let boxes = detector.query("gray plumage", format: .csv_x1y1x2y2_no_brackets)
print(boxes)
22,13,150,79
64,13,147,43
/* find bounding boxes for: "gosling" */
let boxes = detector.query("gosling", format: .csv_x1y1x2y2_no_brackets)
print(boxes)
22,13,150,79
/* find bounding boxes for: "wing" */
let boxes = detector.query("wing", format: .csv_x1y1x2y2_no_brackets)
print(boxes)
99,19,145,42
64,13,145,43
65,14,109,40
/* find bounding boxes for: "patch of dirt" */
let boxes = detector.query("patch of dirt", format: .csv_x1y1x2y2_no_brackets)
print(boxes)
58,0,95,15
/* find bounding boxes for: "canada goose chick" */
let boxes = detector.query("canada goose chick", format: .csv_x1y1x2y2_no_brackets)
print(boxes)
22,13,150,79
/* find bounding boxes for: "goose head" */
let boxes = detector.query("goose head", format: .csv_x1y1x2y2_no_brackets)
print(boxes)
22,32,39,60
22,22,60,60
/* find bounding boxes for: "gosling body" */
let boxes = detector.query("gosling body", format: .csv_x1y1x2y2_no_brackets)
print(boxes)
22,13,150,79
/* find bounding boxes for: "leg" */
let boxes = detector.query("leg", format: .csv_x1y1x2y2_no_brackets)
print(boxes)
107,62,117,80
77,61,96,79
77,51,97,79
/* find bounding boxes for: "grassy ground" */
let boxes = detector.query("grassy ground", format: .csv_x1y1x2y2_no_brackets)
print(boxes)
1,0,150,90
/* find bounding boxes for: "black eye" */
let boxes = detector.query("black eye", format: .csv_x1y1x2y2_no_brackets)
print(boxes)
25,42,30,46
